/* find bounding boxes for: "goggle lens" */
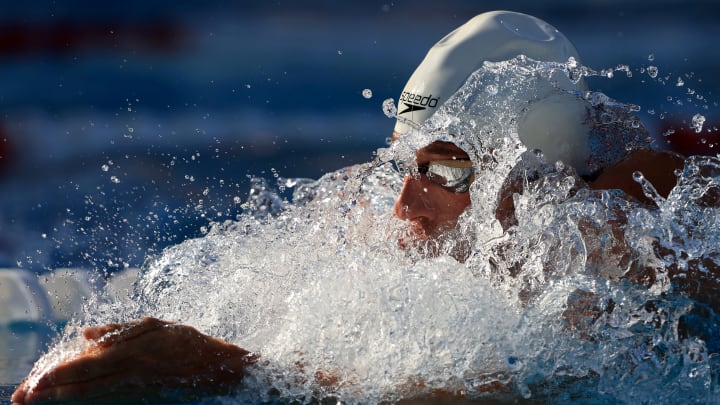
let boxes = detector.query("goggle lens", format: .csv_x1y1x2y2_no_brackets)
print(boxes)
421,160,475,192
394,159,475,193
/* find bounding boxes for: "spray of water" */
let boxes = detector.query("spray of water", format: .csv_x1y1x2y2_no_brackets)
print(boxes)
23,57,720,404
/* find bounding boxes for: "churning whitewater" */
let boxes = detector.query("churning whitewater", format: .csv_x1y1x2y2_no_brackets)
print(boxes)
23,57,720,404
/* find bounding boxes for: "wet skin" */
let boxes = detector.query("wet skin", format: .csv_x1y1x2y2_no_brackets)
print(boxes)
393,141,472,241
11,318,257,404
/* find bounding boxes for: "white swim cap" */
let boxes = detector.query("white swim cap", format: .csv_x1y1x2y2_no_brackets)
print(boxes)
395,11,593,174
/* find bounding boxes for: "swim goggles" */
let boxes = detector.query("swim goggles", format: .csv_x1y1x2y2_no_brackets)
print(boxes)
397,159,475,193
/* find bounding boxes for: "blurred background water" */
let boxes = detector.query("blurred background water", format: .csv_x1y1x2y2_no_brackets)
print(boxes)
0,0,719,400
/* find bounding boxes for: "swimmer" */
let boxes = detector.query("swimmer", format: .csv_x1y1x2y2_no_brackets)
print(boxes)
10,10,693,404
390,11,683,245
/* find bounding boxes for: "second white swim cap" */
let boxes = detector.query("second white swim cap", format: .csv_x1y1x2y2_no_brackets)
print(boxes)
395,11,593,174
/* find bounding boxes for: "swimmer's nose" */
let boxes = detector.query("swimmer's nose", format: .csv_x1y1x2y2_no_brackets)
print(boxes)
393,174,434,221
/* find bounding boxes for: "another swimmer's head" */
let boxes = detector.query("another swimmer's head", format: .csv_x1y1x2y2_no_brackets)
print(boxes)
393,10,591,175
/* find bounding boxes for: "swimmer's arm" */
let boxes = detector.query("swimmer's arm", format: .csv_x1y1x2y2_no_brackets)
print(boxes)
11,317,257,405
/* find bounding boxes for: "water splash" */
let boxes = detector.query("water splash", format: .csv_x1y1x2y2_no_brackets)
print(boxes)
25,56,720,404
692,113,706,133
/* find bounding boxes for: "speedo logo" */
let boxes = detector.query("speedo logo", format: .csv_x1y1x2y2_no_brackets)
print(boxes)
398,91,439,115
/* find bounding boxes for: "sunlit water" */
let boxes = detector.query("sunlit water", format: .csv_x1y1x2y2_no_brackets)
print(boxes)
15,57,720,404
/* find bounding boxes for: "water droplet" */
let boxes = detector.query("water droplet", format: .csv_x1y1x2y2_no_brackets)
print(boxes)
486,84,499,95
676,77,685,87
101,164,109,172
647,66,658,78
110,176,120,183
382,98,397,118
601,68,614,79
337,50,343,55
648,53,655,61
362,88,373,99
692,113,706,133
615,64,630,76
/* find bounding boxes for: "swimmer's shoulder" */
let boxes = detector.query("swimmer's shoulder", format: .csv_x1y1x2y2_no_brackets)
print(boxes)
587,149,685,205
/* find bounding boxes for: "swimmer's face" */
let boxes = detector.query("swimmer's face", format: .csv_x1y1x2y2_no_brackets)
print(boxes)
393,139,472,245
